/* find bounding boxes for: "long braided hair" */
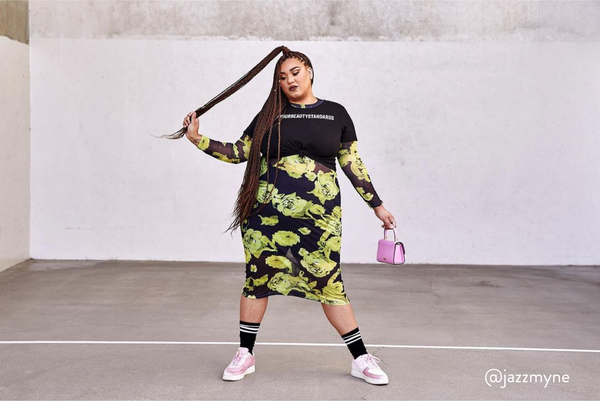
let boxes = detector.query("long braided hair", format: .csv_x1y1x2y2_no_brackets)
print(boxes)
160,46,315,234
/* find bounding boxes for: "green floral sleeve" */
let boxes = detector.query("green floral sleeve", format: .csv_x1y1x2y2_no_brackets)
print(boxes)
196,133,252,164
336,141,383,209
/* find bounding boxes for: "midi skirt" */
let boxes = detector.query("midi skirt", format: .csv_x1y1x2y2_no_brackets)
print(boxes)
239,154,350,305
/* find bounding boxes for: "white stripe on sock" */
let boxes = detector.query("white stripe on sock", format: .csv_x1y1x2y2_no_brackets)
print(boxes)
343,333,361,344
240,326,259,332
346,337,363,345
342,330,360,339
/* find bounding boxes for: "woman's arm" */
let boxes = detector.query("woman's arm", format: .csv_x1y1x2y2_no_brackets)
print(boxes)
337,140,396,228
184,111,252,164
195,133,252,164
336,141,382,209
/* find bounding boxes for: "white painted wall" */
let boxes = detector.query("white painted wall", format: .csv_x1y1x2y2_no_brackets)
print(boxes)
28,38,600,265
23,1,600,265
0,36,30,272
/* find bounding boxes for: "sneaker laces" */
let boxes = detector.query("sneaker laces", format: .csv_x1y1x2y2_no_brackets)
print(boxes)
363,354,382,370
231,349,246,366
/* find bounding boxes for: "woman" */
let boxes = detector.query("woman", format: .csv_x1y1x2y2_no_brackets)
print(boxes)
182,48,396,385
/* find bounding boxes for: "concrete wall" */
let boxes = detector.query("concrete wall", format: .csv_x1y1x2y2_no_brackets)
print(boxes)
0,0,28,43
0,1,30,272
22,1,600,265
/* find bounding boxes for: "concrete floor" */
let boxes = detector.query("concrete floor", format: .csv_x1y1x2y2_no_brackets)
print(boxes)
0,260,599,400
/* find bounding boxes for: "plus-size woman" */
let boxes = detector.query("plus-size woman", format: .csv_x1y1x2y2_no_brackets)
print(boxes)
182,47,396,385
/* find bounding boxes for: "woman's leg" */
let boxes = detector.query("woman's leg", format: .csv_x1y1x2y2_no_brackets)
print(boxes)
323,302,389,384
321,303,358,335
238,295,268,355
240,294,268,322
322,302,368,360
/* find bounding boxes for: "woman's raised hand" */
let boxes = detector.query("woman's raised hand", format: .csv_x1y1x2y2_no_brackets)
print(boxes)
183,111,201,144
374,204,397,229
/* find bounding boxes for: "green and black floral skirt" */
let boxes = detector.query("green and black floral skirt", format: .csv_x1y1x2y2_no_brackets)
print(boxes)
240,154,350,305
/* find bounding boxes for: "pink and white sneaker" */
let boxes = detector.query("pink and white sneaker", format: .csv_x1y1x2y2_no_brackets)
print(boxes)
223,347,256,381
351,353,389,385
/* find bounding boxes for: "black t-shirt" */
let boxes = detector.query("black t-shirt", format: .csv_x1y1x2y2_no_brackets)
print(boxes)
243,99,358,170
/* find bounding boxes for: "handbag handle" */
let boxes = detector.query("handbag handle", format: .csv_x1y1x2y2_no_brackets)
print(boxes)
383,227,398,242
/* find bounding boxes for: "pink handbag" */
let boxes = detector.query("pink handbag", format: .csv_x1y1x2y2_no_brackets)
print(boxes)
376,228,406,265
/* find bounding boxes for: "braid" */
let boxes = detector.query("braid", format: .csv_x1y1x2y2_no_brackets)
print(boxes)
159,46,315,234
159,45,290,140
237,50,313,230
250,78,282,218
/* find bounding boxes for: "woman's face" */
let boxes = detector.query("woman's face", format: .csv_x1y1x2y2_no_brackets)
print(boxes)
279,57,312,102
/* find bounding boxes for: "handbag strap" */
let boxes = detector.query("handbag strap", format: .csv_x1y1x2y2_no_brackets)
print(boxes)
383,227,397,242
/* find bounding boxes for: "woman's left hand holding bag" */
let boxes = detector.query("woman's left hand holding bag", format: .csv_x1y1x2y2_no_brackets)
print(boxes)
374,204,396,229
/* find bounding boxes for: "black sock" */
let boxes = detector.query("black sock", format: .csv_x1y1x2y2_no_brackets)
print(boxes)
341,327,368,359
239,320,261,354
